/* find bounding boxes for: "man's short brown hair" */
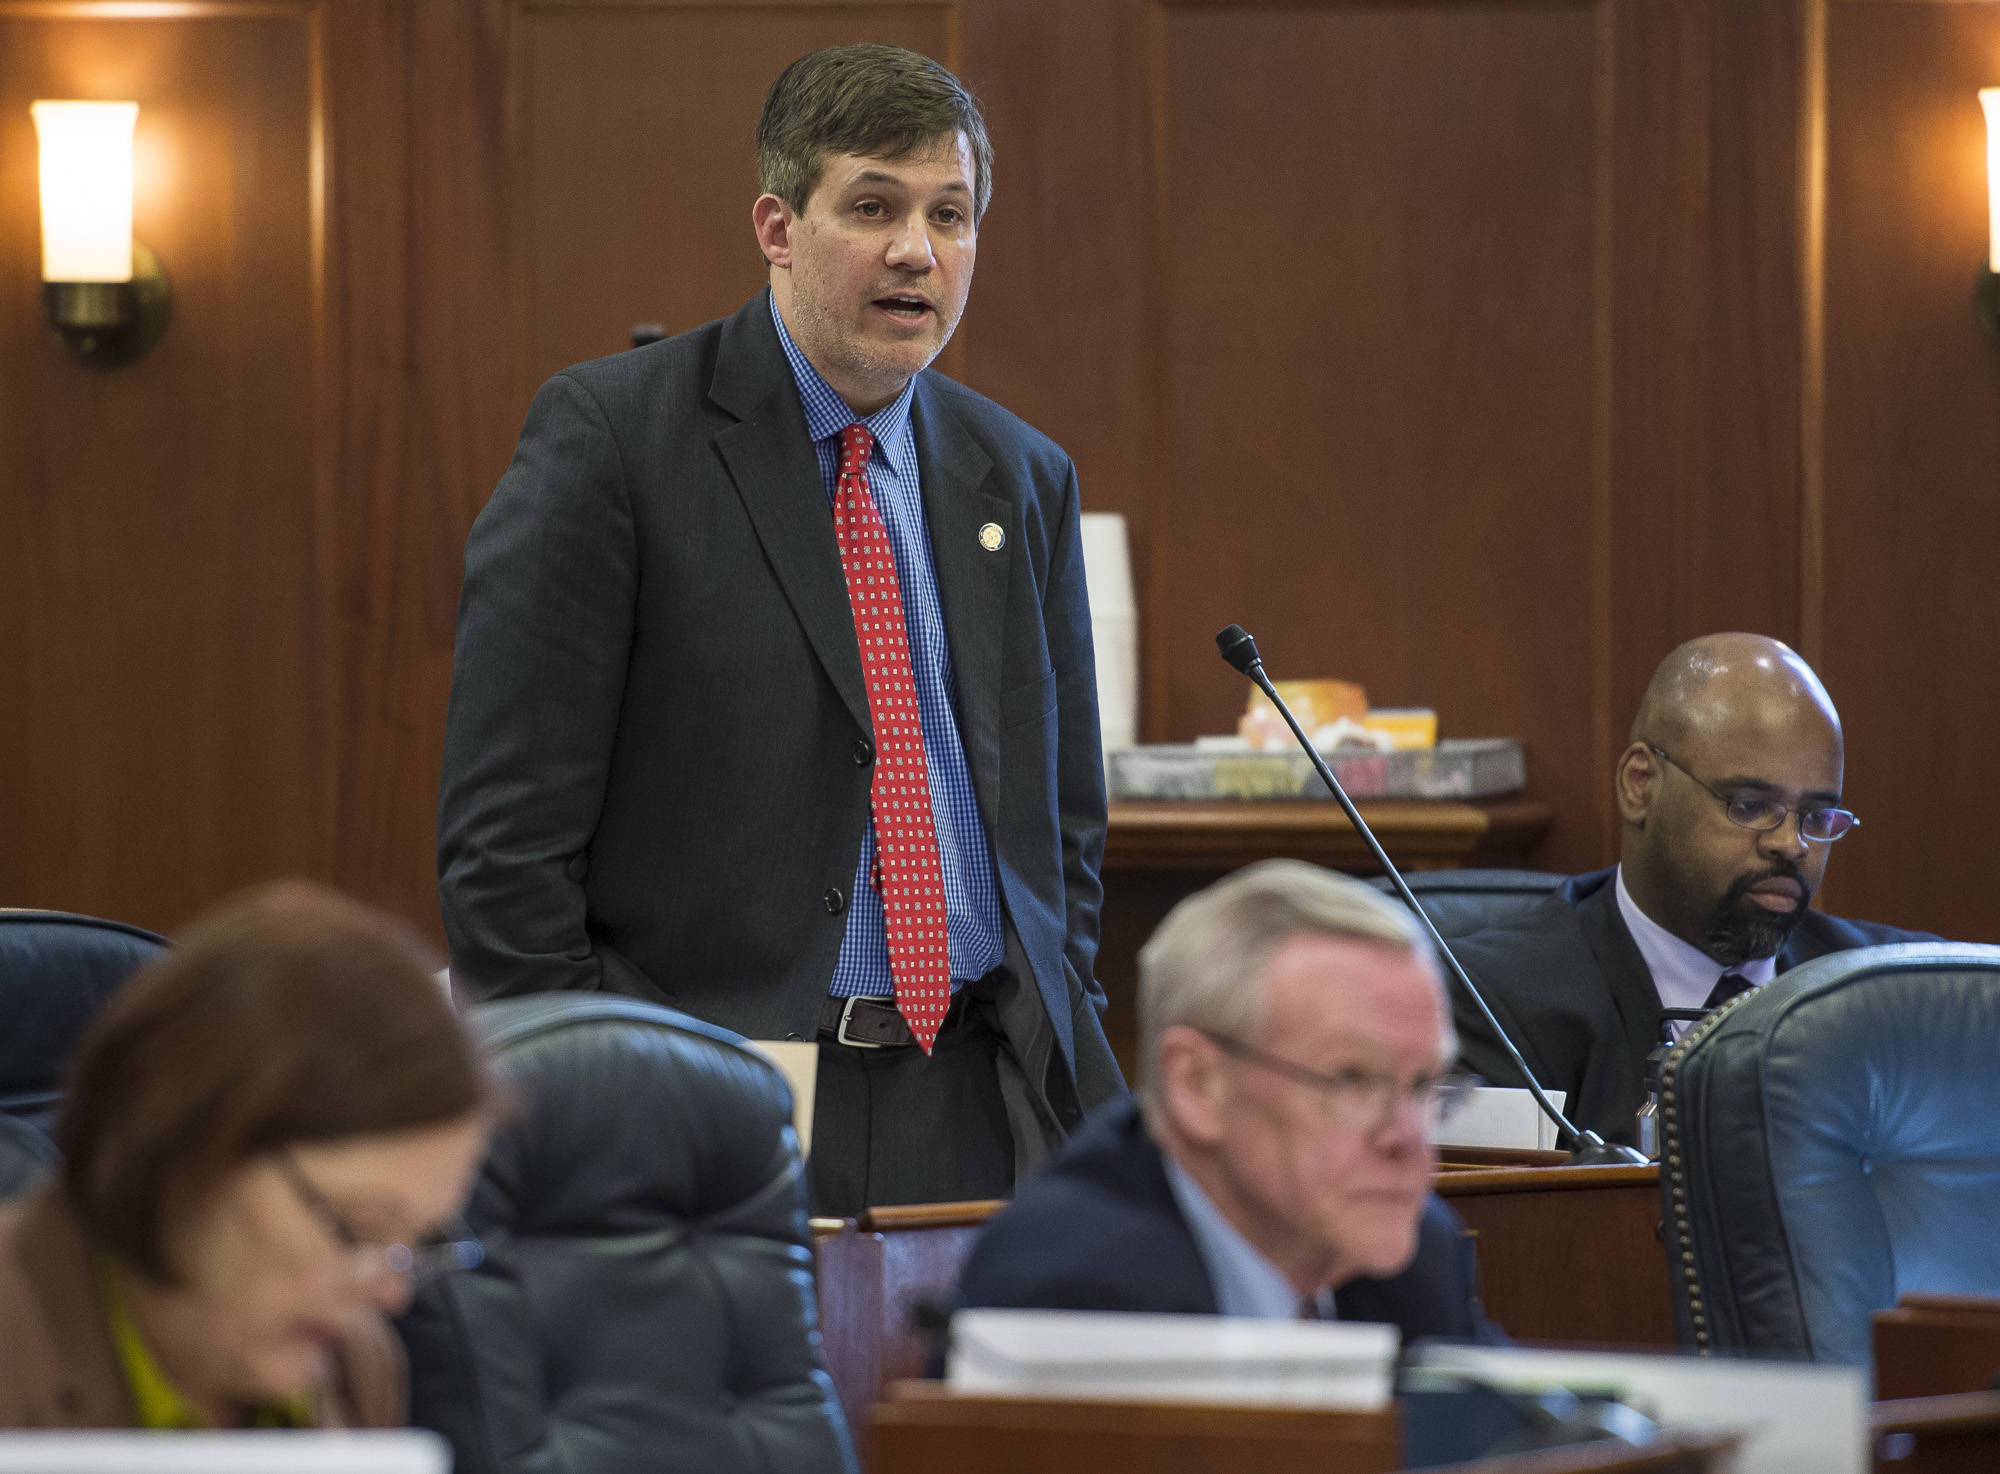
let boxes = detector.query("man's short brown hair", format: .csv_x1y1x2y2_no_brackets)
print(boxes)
58,881,492,1285
756,43,993,223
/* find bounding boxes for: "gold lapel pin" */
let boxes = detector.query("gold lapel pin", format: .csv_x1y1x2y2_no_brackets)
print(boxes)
979,522,1006,552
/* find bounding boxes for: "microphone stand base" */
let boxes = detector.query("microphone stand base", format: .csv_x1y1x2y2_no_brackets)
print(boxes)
1565,1138,1652,1167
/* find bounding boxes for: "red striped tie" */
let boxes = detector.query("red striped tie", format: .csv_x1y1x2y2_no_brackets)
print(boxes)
830,424,951,1053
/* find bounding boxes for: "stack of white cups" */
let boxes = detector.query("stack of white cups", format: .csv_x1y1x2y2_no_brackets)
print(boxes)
1079,512,1138,770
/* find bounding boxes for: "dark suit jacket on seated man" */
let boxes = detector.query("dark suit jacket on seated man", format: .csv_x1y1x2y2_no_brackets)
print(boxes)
435,45,1123,1216
1450,633,1934,1145
959,861,1503,1342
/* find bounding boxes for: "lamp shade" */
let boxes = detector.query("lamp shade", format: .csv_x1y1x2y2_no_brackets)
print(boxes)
1983,89,2000,275
30,100,138,283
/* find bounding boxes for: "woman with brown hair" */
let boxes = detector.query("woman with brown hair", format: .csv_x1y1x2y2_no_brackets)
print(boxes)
0,881,494,1428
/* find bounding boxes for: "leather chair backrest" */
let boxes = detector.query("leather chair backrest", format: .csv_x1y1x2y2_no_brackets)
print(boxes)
1367,869,1569,942
400,994,857,1474
0,1113,56,1201
0,910,168,1131
1659,943,2000,1365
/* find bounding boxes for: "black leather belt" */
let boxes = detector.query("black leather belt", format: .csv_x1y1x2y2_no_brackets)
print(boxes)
817,991,970,1048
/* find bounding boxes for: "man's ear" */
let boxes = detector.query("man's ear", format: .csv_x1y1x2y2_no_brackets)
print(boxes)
1156,1025,1230,1148
1615,741,1659,826
752,193,794,269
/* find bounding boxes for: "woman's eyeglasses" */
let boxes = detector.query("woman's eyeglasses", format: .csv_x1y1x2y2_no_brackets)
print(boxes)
276,1149,483,1282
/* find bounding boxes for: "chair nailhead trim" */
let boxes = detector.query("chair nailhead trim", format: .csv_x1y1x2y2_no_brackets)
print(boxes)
1657,989,1758,1354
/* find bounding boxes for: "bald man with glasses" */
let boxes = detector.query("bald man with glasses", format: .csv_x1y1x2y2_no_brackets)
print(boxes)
1448,632,1935,1146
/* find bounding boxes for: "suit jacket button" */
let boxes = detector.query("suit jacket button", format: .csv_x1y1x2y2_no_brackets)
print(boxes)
853,739,874,766
824,887,846,914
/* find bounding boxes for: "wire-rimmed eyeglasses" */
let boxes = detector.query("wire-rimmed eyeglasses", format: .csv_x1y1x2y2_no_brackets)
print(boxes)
276,1149,484,1282
1646,745,1858,843
1196,1030,1476,1134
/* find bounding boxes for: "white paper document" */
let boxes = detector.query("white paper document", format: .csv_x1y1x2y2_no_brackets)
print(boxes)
1415,1343,1867,1474
746,1039,819,1156
948,1308,1398,1409
1435,1085,1567,1151
0,1431,449,1474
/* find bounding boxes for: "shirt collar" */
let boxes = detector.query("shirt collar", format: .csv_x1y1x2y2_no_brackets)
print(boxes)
769,293,916,475
1162,1152,1317,1320
1614,863,1776,1023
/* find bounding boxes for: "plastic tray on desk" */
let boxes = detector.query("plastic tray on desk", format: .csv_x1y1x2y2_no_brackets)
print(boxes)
1107,738,1526,802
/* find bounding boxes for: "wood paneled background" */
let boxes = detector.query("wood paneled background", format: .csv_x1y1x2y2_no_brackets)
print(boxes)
4,0,1997,947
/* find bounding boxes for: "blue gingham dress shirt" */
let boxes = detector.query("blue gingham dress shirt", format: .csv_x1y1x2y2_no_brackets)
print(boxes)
771,298,1005,998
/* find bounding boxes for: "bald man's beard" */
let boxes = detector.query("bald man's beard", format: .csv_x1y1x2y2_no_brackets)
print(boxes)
1703,861,1814,966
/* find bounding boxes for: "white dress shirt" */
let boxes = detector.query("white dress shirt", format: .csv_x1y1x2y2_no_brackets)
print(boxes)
1615,864,1775,1039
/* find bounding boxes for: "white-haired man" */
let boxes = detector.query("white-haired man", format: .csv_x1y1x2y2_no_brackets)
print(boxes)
957,860,1502,1336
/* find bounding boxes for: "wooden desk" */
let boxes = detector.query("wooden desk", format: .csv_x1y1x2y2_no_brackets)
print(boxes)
813,1200,1004,1434
812,1162,1674,1434
1875,1295,2000,1401
868,1384,1737,1474
1872,1390,2000,1473
1433,1164,1673,1347
869,1384,1401,1474
1106,799,1555,871
1097,799,1554,1074
1440,1146,1573,1169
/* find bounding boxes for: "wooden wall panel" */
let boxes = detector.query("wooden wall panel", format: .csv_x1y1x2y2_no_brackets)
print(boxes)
0,4,326,934
1814,0,2000,938
955,1,1157,528
321,0,522,934
1150,3,1605,864
521,2,954,383
1600,0,1810,858
8,0,1999,949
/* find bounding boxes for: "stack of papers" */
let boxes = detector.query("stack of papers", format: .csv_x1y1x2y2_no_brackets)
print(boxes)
1435,1086,1568,1152
948,1309,1397,1409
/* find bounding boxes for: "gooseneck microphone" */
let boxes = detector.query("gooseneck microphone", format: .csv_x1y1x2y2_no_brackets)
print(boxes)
1215,624,1646,1167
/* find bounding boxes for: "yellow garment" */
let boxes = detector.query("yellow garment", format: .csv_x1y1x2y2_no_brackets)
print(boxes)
95,1249,311,1429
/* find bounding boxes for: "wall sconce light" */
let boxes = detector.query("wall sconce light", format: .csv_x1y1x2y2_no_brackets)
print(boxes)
1979,89,2000,342
31,100,171,368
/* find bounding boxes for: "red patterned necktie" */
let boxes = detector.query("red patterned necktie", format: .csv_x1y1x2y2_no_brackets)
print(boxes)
830,423,951,1053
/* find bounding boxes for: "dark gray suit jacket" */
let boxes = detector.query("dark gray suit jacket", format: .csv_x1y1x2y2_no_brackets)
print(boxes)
438,292,1124,1142
1448,867,1936,1144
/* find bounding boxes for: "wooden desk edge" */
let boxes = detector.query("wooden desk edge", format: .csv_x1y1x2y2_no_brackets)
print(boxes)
1439,1146,1576,1169
1435,1164,1659,1197
1872,1390,2000,1435
1439,1430,1740,1474
1102,799,1554,868
1882,1294,2000,1319
860,1200,1006,1231
873,1385,1738,1474
874,1380,1399,1436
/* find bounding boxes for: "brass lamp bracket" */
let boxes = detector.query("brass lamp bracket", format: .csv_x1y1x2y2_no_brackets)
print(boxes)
44,240,171,368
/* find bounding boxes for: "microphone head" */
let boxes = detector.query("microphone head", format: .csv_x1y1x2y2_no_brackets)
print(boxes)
1215,624,1262,675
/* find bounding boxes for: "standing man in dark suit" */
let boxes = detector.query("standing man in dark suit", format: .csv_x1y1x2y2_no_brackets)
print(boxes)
436,44,1123,1216
959,861,1502,1341
1450,632,1933,1145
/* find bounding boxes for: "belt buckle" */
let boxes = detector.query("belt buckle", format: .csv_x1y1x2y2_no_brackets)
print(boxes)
835,995,893,1049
